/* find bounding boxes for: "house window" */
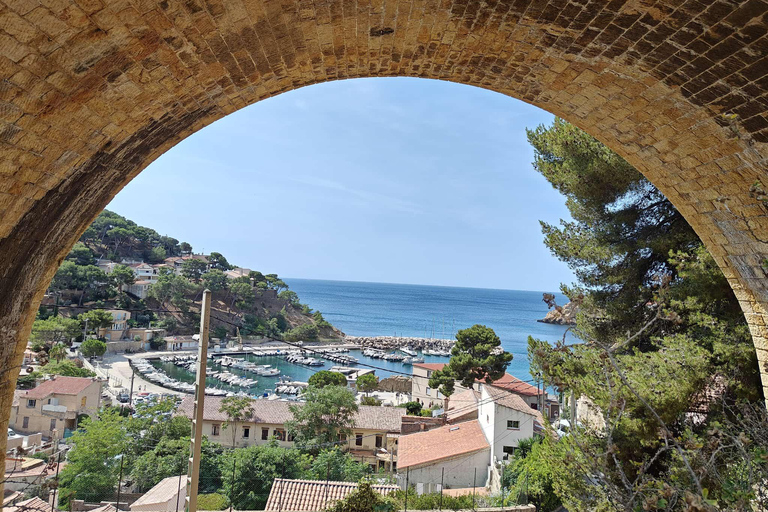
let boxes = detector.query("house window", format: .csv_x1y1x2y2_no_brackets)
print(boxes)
426,386,430,395
211,424,220,436
22,417,29,428
426,371,432,378
338,433,347,442
81,396,87,408
486,414,490,424
243,427,250,438
26,399,36,408
275,429,286,441
50,419,56,431
502,446,515,459
530,403,538,410
507,420,520,430
287,432,294,442
262,428,269,440
375,435,383,448
355,433,363,446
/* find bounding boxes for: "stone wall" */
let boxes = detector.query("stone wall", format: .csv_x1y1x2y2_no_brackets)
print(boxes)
0,0,768,496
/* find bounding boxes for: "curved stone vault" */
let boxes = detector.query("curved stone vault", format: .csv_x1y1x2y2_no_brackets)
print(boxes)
1,0,768,469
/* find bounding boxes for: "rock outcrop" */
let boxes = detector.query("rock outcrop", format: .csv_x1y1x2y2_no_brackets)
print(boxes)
538,301,579,325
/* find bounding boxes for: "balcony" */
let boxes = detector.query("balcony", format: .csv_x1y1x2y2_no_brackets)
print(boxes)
42,404,72,418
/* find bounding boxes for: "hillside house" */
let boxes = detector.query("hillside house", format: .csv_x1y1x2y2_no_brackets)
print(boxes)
10,376,102,439
176,396,405,471
98,309,130,341
397,420,490,492
477,384,540,463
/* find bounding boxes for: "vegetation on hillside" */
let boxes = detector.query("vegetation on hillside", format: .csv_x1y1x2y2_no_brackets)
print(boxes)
38,210,340,342
520,119,766,511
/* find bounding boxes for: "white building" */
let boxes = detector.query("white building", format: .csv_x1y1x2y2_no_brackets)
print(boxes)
477,384,540,463
397,419,490,491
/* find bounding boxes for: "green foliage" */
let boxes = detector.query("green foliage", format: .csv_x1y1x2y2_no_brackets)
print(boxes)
391,490,478,511
80,338,107,358
356,374,378,395
67,243,95,266
212,326,229,340
360,396,382,406
307,448,371,482
130,439,188,492
308,370,348,388
428,324,512,397
313,310,332,328
197,493,228,510
202,269,229,292
181,258,208,282
208,252,233,271
264,273,288,292
148,267,195,312
286,385,358,453
40,360,96,377
179,242,192,255
326,480,396,512
48,342,68,363
29,316,81,345
219,442,309,510
148,245,167,263
59,408,127,504
79,309,115,330
219,396,255,447
111,264,135,289
279,290,301,306
16,372,41,389
30,451,49,462
284,323,319,342
403,401,422,416
228,281,255,309
500,438,560,512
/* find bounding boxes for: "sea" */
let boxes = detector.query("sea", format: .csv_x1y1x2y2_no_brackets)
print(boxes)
151,279,574,396
286,279,574,380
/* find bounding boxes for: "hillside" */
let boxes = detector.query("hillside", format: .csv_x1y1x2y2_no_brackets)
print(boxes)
43,210,343,342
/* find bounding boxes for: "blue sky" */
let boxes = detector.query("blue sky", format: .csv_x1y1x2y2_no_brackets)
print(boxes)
108,77,576,292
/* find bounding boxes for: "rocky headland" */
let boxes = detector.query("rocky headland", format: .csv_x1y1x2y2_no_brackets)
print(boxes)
538,301,579,325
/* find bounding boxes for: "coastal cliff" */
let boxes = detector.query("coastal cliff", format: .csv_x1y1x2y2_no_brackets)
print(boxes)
538,301,579,325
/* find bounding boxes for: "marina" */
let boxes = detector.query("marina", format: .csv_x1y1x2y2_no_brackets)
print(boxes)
129,345,452,398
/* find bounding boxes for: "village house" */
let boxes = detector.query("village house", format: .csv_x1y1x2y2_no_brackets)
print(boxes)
397,419,490,492
96,309,165,344
176,396,405,471
163,255,209,275
10,376,102,439
477,384,540,463
224,267,253,280
411,363,559,419
126,280,152,299
127,262,159,282
264,479,399,512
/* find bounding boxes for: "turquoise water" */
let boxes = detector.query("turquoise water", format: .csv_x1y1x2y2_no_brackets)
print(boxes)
150,280,574,396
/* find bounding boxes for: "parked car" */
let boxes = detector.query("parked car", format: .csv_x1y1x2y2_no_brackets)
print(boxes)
117,393,130,403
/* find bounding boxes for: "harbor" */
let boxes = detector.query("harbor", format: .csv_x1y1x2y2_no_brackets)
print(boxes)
128,343,452,399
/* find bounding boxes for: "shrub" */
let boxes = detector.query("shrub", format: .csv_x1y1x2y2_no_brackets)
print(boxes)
197,493,228,510
80,338,107,358
360,396,381,406
403,401,422,415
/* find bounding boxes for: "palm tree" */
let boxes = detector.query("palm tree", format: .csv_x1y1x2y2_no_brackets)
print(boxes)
49,343,67,364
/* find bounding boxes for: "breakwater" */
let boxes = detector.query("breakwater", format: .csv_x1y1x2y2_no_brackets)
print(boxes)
344,335,455,351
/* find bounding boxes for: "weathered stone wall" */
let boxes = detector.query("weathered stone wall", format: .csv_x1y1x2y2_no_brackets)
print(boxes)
0,0,768,493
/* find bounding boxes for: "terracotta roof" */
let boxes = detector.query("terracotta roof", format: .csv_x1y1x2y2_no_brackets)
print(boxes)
21,376,99,399
176,396,405,432
483,385,539,418
398,420,489,469
89,505,118,512
412,364,542,396
130,475,186,509
412,363,447,371
264,479,398,512
446,388,480,423
3,496,52,512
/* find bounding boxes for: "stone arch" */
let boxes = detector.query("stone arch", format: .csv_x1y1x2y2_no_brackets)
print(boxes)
1,0,768,463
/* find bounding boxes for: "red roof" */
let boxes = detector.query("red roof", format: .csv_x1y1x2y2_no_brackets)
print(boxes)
413,363,542,396
398,419,489,469
264,479,398,512
413,363,447,371
21,376,99,399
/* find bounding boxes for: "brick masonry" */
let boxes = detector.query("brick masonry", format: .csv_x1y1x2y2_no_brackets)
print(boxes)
0,0,767,484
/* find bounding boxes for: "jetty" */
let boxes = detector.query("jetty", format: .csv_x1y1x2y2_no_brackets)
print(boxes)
345,335,455,352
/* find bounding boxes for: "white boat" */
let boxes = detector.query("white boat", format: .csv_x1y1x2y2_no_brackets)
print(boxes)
400,347,417,356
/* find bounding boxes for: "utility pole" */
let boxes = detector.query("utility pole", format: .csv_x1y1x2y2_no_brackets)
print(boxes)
186,290,211,512
128,371,135,408
116,454,125,510
82,318,89,344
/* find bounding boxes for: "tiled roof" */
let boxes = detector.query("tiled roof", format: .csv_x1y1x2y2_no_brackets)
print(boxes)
264,479,398,512
412,364,542,396
4,458,65,479
176,396,405,432
89,505,118,512
446,388,480,423
412,363,447,371
398,419,489,469
483,385,543,425
3,496,52,512
130,475,186,509
21,376,99,399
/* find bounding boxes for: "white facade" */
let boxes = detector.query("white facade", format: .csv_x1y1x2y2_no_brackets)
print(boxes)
397,447,490,491
477,385,536,464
